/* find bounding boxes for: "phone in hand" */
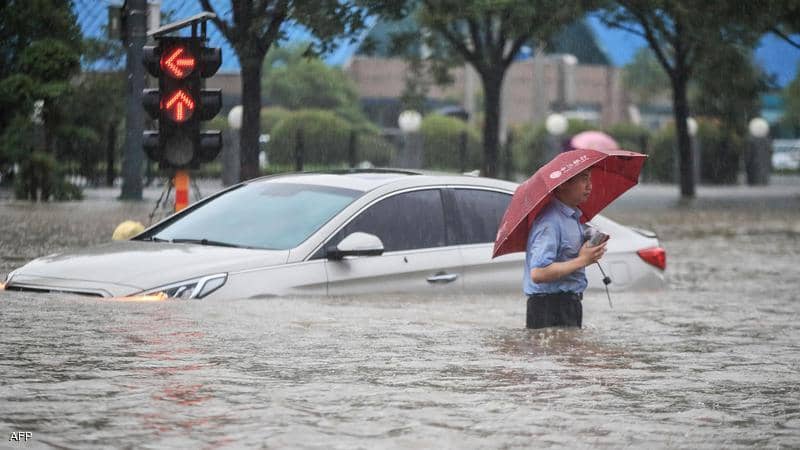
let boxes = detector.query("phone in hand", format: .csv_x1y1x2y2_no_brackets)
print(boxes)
587,231,609,247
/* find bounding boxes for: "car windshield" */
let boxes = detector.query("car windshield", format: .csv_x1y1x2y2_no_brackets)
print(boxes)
150,182,363,250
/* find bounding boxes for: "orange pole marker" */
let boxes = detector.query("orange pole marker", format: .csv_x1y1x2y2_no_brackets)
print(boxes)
174,170,190,212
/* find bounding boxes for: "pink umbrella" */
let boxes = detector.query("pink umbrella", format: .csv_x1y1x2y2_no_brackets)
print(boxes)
570,131,619,152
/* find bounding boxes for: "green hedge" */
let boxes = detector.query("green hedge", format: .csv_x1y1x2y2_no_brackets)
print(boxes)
260,107,291,135
420,114,481,171
268,109,394,167
358,133,396,166
606,123,650,153
14,151,83,201
648,125,677,183
697,120,743,184
510,119,595,175
645,119,743,184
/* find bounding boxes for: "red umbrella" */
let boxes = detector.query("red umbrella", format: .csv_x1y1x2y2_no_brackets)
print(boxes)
493,147,647,258
569,130,619,152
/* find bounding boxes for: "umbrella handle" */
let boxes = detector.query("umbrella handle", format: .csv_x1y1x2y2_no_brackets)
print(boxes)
596,262,612,308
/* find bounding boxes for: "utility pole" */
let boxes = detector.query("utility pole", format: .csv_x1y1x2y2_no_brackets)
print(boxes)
120,0,147,200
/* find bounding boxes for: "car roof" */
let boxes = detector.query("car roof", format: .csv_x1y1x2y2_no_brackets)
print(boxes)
245,168,518,193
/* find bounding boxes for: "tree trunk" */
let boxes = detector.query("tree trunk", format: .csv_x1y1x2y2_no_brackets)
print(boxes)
239,58,263,181
481,71,504,178
672,73,695,198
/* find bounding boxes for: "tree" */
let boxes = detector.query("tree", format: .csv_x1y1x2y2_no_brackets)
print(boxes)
262,44,365,124
0,0,82,135
0,0,82,196
199,0,399,180
622,48,669,106
782,64,800,134
691,44,769,135
747,0,800,50
599,1,760,198
415,0,585,177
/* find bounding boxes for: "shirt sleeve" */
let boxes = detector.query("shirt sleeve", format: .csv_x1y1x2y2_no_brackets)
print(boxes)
527,223,559,269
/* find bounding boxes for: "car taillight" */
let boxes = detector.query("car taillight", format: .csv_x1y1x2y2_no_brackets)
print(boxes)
637,247,666,270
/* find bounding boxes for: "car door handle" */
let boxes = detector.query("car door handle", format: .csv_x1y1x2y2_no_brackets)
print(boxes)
426,272,458,283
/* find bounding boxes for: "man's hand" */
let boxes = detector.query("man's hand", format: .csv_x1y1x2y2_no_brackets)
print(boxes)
530,240,608,284
578,240,607,267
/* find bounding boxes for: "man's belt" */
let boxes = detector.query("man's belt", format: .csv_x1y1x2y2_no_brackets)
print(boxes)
528,291,583,301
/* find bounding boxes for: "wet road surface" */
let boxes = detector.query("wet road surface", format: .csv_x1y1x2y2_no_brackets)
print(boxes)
1,178,799,448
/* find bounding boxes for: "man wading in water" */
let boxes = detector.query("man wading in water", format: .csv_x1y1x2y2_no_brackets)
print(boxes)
523,169,607,329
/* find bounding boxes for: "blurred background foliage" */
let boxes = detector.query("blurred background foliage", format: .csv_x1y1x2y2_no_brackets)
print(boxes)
1,1,799,202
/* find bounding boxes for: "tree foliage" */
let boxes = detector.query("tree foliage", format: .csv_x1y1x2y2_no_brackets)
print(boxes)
0,0,82,133
690,43,769,136
782,65,800,133
0,0,84,198
199,0,404,180
414,0,587,177
599,1,761,197
622,48,669,105
262,44,366,126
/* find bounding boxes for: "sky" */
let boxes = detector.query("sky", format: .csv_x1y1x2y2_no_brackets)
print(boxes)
585,16,800,87
75,2,800,87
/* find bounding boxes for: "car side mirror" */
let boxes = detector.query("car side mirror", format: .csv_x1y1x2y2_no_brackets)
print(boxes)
326,232,384,260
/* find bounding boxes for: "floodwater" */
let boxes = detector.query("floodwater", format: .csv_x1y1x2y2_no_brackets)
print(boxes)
1,179,799,448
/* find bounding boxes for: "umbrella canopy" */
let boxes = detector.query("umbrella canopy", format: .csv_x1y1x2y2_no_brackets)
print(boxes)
569,131,619,152
493,148,646,258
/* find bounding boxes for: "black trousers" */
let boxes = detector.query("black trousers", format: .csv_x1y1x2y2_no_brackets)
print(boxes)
526,292,583,329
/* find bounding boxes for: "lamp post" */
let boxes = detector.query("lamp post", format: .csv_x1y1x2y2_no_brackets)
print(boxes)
687,117,700,186
397,110,423,168
544,113,567,164
558,54,578,111
225,105,242,186
746,117,770,185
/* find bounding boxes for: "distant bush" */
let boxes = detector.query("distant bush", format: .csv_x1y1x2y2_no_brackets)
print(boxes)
358,133,396,166
606,123,651,153
269,109,353,165
510,119,595,175
260,107,291,135
644,119,743,185
268,109,394,167
697,119,742,185
420,114,481,171
648,125,677,183
14,151,83,201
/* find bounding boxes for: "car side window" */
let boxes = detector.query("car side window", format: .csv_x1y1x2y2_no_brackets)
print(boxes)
451,189,512,245
326,189,447,254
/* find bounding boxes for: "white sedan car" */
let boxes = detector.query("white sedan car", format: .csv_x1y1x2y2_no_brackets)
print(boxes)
3,170,666,300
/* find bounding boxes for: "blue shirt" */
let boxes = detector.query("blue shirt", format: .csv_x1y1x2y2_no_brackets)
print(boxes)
523,198,587,295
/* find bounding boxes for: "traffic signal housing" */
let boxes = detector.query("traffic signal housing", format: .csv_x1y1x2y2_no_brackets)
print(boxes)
142,36,222,170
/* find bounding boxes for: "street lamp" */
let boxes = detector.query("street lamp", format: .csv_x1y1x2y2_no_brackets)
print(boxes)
746,117,770,185
687,117,700,186
544,113,568,162
224,105,242,186
686,117,698,137
748,117,769,138
397,110,423,168
545,112,568,136
398,110,422,133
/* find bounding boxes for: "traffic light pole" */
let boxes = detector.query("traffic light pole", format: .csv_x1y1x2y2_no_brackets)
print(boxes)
174,170,190,211
120,0,147,200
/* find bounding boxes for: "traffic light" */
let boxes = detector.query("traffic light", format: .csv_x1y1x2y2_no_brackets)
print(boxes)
142,36,222,169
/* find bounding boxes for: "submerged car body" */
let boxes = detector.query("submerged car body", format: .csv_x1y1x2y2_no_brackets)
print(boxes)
4,170,666,299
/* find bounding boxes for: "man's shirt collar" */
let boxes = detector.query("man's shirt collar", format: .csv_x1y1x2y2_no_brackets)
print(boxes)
551,197,583,221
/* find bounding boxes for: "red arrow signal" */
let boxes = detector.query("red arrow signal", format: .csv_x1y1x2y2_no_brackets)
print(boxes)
161,90,195,123
160,46,196,79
